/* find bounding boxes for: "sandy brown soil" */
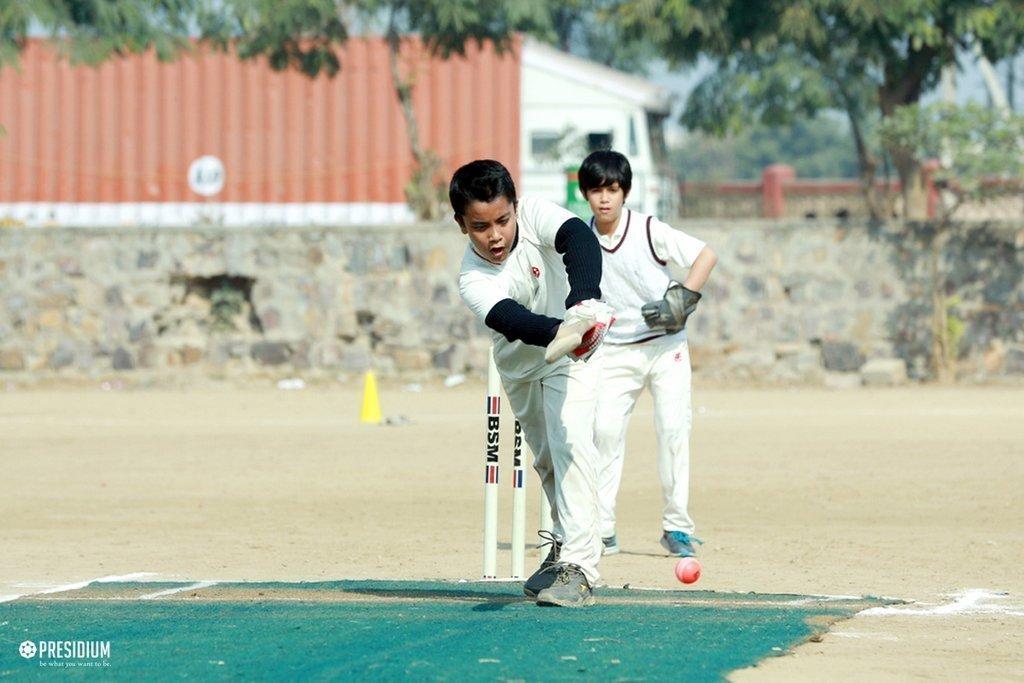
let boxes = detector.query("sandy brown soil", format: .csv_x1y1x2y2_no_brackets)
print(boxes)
2,382,1022,679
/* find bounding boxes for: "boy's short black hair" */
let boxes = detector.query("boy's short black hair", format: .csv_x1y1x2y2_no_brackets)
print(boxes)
578,150,632,196
449,160,517,217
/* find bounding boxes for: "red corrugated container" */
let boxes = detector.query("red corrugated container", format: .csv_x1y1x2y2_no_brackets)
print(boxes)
0,37,520,204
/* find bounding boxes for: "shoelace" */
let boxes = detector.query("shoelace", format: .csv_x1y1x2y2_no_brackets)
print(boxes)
551,563,587,587
669,531,703,546
536,530,561,562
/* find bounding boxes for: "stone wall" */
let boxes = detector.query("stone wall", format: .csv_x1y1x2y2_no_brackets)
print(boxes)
1,220,1022,385
687,219,1024,383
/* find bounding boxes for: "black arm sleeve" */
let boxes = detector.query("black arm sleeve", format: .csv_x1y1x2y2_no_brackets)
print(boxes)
554,217,602,307
485,298,561,347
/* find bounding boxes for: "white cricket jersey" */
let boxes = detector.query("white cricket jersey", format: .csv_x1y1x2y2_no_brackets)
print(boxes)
459,196,579,382
592,208,706,345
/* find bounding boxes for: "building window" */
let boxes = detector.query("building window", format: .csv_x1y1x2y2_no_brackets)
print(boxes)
531,131,561,160
587,132,613,152
628,118,638,156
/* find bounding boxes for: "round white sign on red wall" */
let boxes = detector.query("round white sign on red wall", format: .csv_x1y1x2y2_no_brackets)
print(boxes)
188,156,225,197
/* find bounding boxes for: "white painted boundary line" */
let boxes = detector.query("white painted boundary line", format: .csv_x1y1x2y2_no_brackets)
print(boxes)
859,589,1024,617
139,581,219,601
0,572,158,604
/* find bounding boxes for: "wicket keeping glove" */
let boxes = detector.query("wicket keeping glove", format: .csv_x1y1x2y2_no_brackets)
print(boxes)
641,283,701,333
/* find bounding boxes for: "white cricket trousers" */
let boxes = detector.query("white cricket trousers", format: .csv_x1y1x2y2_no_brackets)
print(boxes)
503,357,603,585
594,333,694,538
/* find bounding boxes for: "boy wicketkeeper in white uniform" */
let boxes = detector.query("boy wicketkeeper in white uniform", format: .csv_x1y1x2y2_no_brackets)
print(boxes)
453,160,614,607
578,150,718,558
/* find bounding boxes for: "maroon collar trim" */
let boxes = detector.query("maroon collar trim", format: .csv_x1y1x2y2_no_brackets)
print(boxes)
592,210,631,254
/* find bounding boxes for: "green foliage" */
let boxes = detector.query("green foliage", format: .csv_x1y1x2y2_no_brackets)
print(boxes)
674,116,860,180
615,0,1024,79
945,295,965,363
199,0,349,77
209,282,246,332
1,1,194,67
352,0,552,220
878,103,1024,214
615,0,1024,217
541,0,655,73
356,0,551,59
681,49,837,137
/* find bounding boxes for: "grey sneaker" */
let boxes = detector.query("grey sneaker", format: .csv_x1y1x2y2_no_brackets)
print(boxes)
660,530,702,557
601,535,620,556
535,563,595,608
523,530,562,598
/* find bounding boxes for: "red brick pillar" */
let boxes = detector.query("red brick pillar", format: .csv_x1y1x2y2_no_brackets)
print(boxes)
762,164,796,219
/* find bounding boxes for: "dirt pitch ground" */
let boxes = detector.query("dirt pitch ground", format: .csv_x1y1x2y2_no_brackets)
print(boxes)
2,382,1022,680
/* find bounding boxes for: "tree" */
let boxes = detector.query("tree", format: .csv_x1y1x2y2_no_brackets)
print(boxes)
674,115,860,181
879,102,1024,380
197,0,350,77
352,0,549,220
0,0,194,67
679,46,890,218
615,0,1024,219
546,0,656,74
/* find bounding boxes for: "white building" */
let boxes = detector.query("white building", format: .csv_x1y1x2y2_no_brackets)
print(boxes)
520,39,676,218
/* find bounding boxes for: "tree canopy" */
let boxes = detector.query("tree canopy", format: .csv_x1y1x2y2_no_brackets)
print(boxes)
675,116,860,181
616,0,1024,217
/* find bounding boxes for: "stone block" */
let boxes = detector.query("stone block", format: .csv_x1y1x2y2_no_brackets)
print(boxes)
112,347,135,370
37,309,64,329
48,342,76,370
128,321,153,342
335,309,360,342
1005,345,1024,374
137,343,160,369
983,340,1005,374
105,286,125,307
820,341,865,372
860,358,908,386
181,345,204,365
137,251,159,269
313,342,343,368
432,343,467,373
392,348,431,371
37,291,74,308
466,337,492,372
824,372,861,390
291,342,312,369
742,276,766,299
251,341,291,365
776,351,826,383
774,343,806,359
340,346,372,373
725,348,776,379
57,256,83,276
0,349,26,371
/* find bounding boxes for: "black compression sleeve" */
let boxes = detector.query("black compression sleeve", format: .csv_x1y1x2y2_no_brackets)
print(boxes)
485,298,561,347
554,217,602,307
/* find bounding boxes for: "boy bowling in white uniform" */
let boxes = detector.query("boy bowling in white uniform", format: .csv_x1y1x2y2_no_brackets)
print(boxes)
578,150,718,558
453,159,613,607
